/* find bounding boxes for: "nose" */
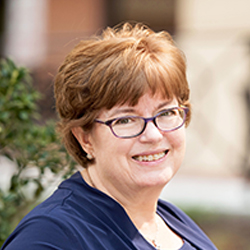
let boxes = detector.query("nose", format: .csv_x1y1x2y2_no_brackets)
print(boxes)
139,120,163,143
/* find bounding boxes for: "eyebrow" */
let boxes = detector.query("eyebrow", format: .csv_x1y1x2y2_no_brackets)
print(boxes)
108,100,175,117
108,108,136,117
157,101,176,110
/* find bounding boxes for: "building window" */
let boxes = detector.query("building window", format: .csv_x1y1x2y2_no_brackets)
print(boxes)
106,0,176,34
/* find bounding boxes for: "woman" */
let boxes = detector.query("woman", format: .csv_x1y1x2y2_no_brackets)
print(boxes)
1,23,217,249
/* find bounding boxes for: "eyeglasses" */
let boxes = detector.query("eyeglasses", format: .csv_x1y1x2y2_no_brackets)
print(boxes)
94,106,189,139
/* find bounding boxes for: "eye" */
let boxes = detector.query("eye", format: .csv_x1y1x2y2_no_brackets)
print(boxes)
113,117,135,126
159,109,178,117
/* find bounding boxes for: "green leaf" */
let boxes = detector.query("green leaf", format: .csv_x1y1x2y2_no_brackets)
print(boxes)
0,58,75,243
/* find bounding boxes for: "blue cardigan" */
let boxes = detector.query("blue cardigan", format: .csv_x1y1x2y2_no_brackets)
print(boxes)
1,172,217,249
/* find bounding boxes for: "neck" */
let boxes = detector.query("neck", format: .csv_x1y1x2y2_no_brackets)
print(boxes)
82,167,161,224
82,168,164,248
120,190,159,225
82,168,184,250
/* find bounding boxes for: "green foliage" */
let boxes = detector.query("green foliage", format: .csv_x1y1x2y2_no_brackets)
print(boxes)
0,58,75,245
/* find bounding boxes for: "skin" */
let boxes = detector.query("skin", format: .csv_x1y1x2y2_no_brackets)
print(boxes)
72,91,186,249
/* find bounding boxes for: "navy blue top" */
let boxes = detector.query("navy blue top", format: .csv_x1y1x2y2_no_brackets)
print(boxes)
1,172,217,250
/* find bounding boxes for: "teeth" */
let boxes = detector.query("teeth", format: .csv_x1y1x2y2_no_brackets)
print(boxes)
134,151,166,162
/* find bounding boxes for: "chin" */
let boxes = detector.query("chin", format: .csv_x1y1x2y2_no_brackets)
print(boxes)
136,170,176,189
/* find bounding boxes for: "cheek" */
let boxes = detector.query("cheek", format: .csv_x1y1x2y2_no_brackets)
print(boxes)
167,128,186,151
91,130,133,161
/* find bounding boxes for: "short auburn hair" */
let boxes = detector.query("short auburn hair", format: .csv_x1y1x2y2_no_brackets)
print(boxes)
54,22,191,168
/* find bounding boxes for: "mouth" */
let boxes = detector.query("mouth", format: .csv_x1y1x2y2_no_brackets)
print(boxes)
132,150,169,162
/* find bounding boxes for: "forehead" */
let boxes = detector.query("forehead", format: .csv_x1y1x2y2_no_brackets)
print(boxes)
99,92,178,118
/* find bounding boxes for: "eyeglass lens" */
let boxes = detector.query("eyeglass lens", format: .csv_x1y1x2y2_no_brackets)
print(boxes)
111,107,186,138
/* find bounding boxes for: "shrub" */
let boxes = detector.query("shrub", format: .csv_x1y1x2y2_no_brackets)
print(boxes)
0,58,75,245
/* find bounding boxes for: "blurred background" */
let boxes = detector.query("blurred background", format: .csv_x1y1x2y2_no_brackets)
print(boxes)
0,0,250,249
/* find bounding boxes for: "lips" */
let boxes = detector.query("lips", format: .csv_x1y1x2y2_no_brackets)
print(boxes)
132,150,169,162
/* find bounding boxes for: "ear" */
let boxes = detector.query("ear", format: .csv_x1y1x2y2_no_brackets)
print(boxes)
71,126,94,156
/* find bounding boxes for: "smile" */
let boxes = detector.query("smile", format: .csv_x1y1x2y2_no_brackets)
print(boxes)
133,150,168,162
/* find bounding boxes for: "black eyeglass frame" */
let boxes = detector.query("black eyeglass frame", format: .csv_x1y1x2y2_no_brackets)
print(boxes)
94,106,189,139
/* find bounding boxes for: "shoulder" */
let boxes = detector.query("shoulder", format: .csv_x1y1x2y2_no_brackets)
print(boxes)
1,213,84,250
157,200,192,221
157,200,187,219
157,199,218,250
157,199,204,232
2,173,88,250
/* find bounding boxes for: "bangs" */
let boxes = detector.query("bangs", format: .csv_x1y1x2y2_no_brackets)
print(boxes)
88,52,187,111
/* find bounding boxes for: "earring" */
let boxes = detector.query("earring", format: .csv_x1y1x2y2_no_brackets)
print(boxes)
86,153,93,160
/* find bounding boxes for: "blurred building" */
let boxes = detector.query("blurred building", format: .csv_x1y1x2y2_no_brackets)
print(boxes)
175,0,250,179
1,0,250,183
0,0,175,119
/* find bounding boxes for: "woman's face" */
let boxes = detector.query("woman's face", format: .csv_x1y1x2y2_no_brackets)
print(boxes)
79,92,186,194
